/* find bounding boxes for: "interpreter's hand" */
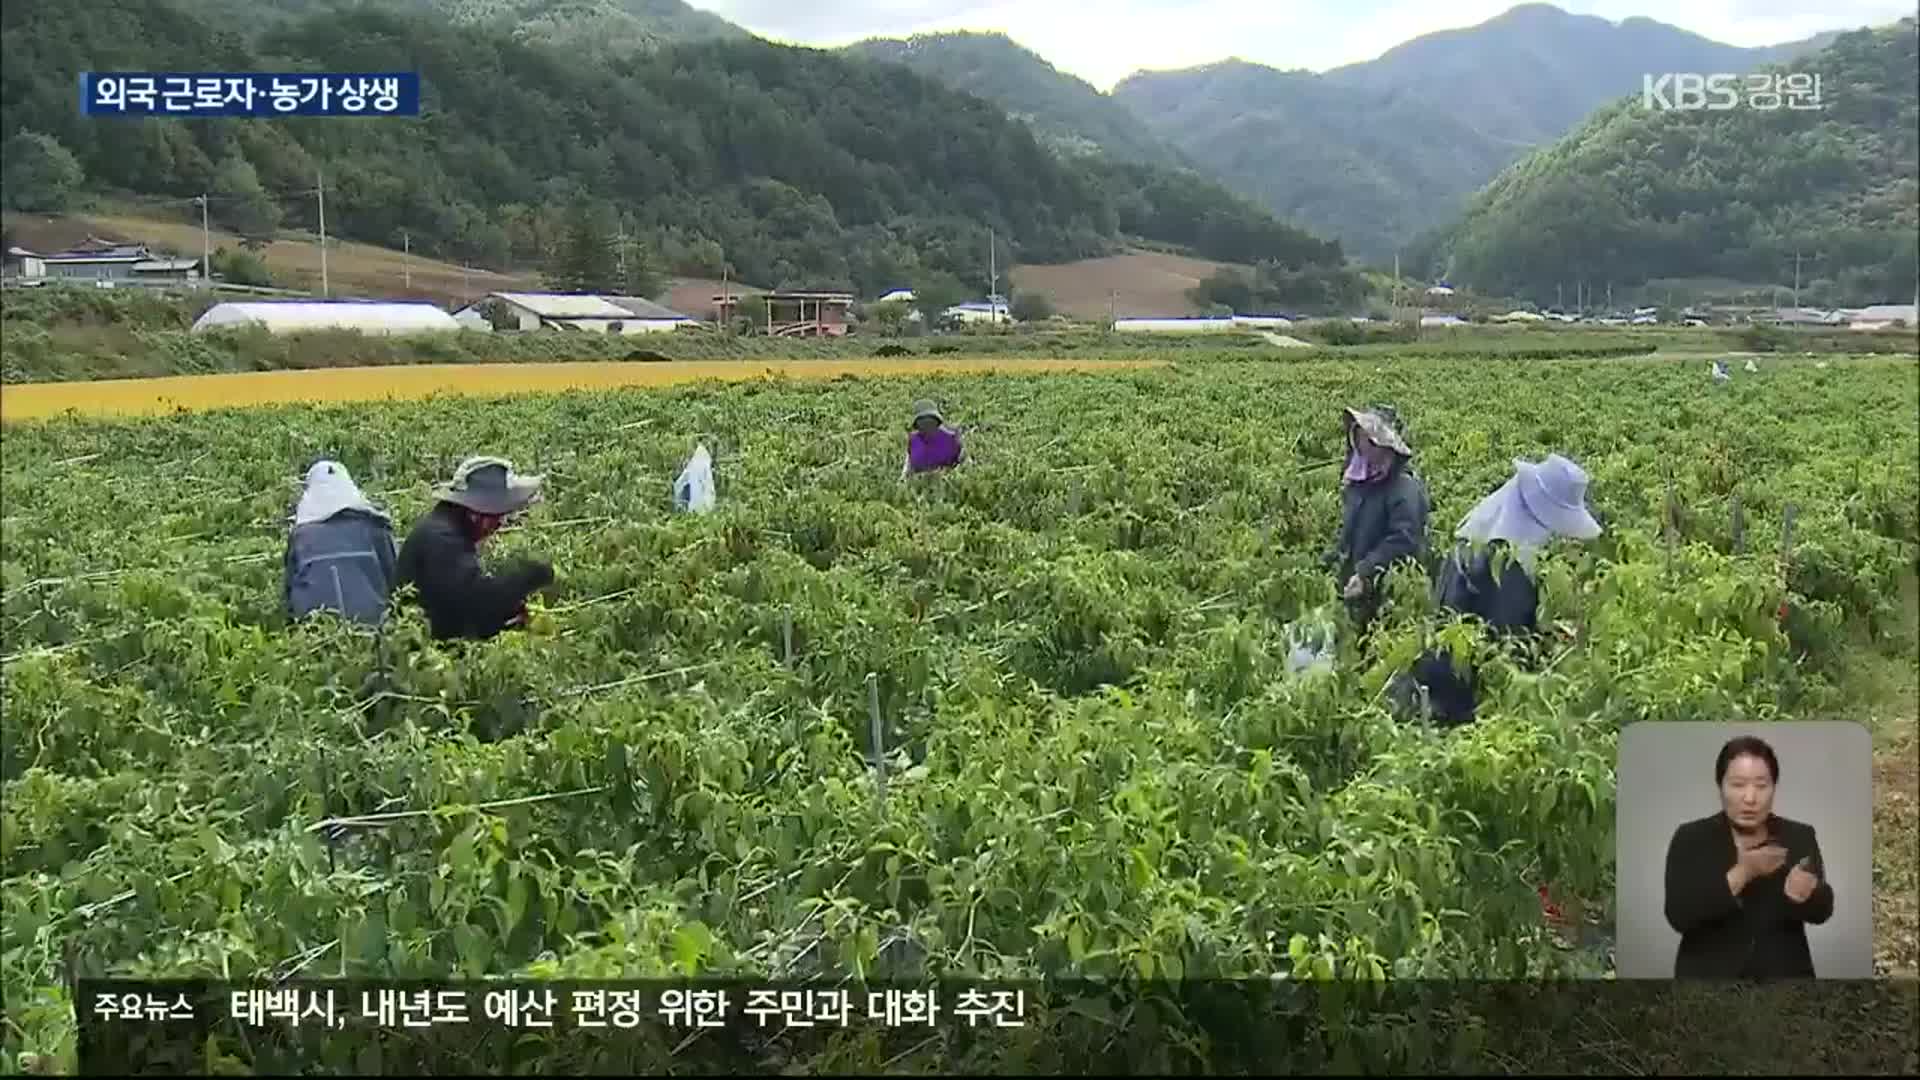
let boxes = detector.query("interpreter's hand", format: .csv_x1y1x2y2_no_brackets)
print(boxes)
1784,857,1820,904
1342,574,1367,600
1734,843,1790,887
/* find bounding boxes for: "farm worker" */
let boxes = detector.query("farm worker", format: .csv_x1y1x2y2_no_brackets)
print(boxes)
396,456,555,641
284,460,397,626
901,399,964,479
1712,360,1731,384
1409,453,1602,727
1328,405,1430,633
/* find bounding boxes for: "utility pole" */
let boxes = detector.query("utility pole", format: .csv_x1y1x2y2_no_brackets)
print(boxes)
1393,251,1400,312
1556,282,1563,311
721,260,731,335
1606,280,1613,312
402,230,410,291
1792,250,1802,307
614,230,627,290
194,193,210,287
462,262,471,305
987,227,999,322
1108,289,1117,331
316,169,329,298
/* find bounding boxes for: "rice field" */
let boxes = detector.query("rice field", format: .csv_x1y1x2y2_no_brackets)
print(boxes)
0,357,1167,423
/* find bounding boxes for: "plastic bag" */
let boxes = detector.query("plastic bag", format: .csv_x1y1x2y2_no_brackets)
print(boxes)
1283,603,1338,675
673,443,716,514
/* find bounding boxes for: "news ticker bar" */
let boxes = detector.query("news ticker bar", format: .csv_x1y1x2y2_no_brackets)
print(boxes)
80,72,421,117
76,979,1920,1076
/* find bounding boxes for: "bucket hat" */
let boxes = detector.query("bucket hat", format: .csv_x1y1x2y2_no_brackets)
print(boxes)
1457,453,1601,546
434,456,543,516
1342,406,1412,457
910,399,944,428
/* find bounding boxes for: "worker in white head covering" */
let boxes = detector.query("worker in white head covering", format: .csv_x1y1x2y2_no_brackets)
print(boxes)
1409,454,1602,727
284,460,397,626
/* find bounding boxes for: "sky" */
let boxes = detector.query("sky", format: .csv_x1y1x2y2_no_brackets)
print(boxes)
687,0,1914,91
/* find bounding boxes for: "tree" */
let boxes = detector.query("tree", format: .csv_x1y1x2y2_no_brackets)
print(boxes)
867,299,912,336
1,130,85,212
545,201,619,293
1010,291,1054,322
209,246,273,287
912,271,967,329
614,231,663,298
211,155,281,237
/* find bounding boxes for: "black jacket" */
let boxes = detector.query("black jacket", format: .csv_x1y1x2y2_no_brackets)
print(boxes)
1664,811,1834,978
395,503,553,641
1413,541,1544,726
1433,541,1539,634
1336,460,1430,587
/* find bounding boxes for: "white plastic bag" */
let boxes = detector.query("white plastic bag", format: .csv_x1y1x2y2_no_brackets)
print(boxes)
673,443,716,514
1283,604,1338,675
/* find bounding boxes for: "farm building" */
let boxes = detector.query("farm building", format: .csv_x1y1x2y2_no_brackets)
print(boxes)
714,291,854,337
454,292,695,334
1420,314,1468,328
1845,303,1916,330
3,247,46,282
1230,315,1294,329
26,237,201,287
1491,310,1546,322
875,288,915,304
945,299,1010,325
191,301,460,335
1114,316,1237,333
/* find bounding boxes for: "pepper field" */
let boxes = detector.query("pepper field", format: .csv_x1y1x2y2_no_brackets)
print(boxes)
2,355,1916,1072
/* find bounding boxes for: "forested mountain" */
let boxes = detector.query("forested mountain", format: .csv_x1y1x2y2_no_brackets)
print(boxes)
1115,3,1853,263
1419,21,1918,306
0,1,1341,298
845,32,1183,168
199,0,748,55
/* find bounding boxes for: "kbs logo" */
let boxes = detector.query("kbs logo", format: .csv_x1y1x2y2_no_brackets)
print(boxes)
1642,72,1825,111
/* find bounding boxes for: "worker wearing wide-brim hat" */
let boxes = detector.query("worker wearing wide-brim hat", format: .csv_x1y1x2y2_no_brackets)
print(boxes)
1329,405,1430,633
901,398,964,479
396,456,555,641
1411,452,1603,727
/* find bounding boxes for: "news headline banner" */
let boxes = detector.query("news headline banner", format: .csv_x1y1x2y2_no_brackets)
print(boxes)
80,73,421,117
77,979,1919,1075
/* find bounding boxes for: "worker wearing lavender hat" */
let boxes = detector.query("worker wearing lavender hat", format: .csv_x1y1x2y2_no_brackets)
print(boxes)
1412,453,1603,726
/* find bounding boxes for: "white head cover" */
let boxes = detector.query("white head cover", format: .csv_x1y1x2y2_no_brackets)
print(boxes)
293,460,386,526
1455,454,1602,568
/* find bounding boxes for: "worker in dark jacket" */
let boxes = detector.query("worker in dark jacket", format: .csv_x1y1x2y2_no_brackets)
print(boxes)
1665,735,1833,978
396,457,554,641
1410,453,1601,726
1329,406,1430,634
284,460,397,626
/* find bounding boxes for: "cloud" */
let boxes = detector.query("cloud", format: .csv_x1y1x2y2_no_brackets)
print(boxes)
689,1,1911,88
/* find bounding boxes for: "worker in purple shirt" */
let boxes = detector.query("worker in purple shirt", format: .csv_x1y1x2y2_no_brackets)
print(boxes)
901,399,964,478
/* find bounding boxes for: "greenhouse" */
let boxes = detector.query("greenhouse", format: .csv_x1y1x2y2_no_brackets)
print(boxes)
190,301,460,336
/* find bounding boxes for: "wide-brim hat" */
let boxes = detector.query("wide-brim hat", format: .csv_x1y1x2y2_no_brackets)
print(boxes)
910,399,943,428
1343,406,1412,457
434,456,543,515
1513,454,1601,539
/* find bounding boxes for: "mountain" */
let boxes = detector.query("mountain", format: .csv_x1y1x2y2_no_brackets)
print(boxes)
845,32,1183,168
1423,21,1918,306
201,0,747,54
0,0,1342,298
1115,3,1865,263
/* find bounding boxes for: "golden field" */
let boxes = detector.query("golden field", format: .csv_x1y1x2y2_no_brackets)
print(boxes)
0,357,1166,423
